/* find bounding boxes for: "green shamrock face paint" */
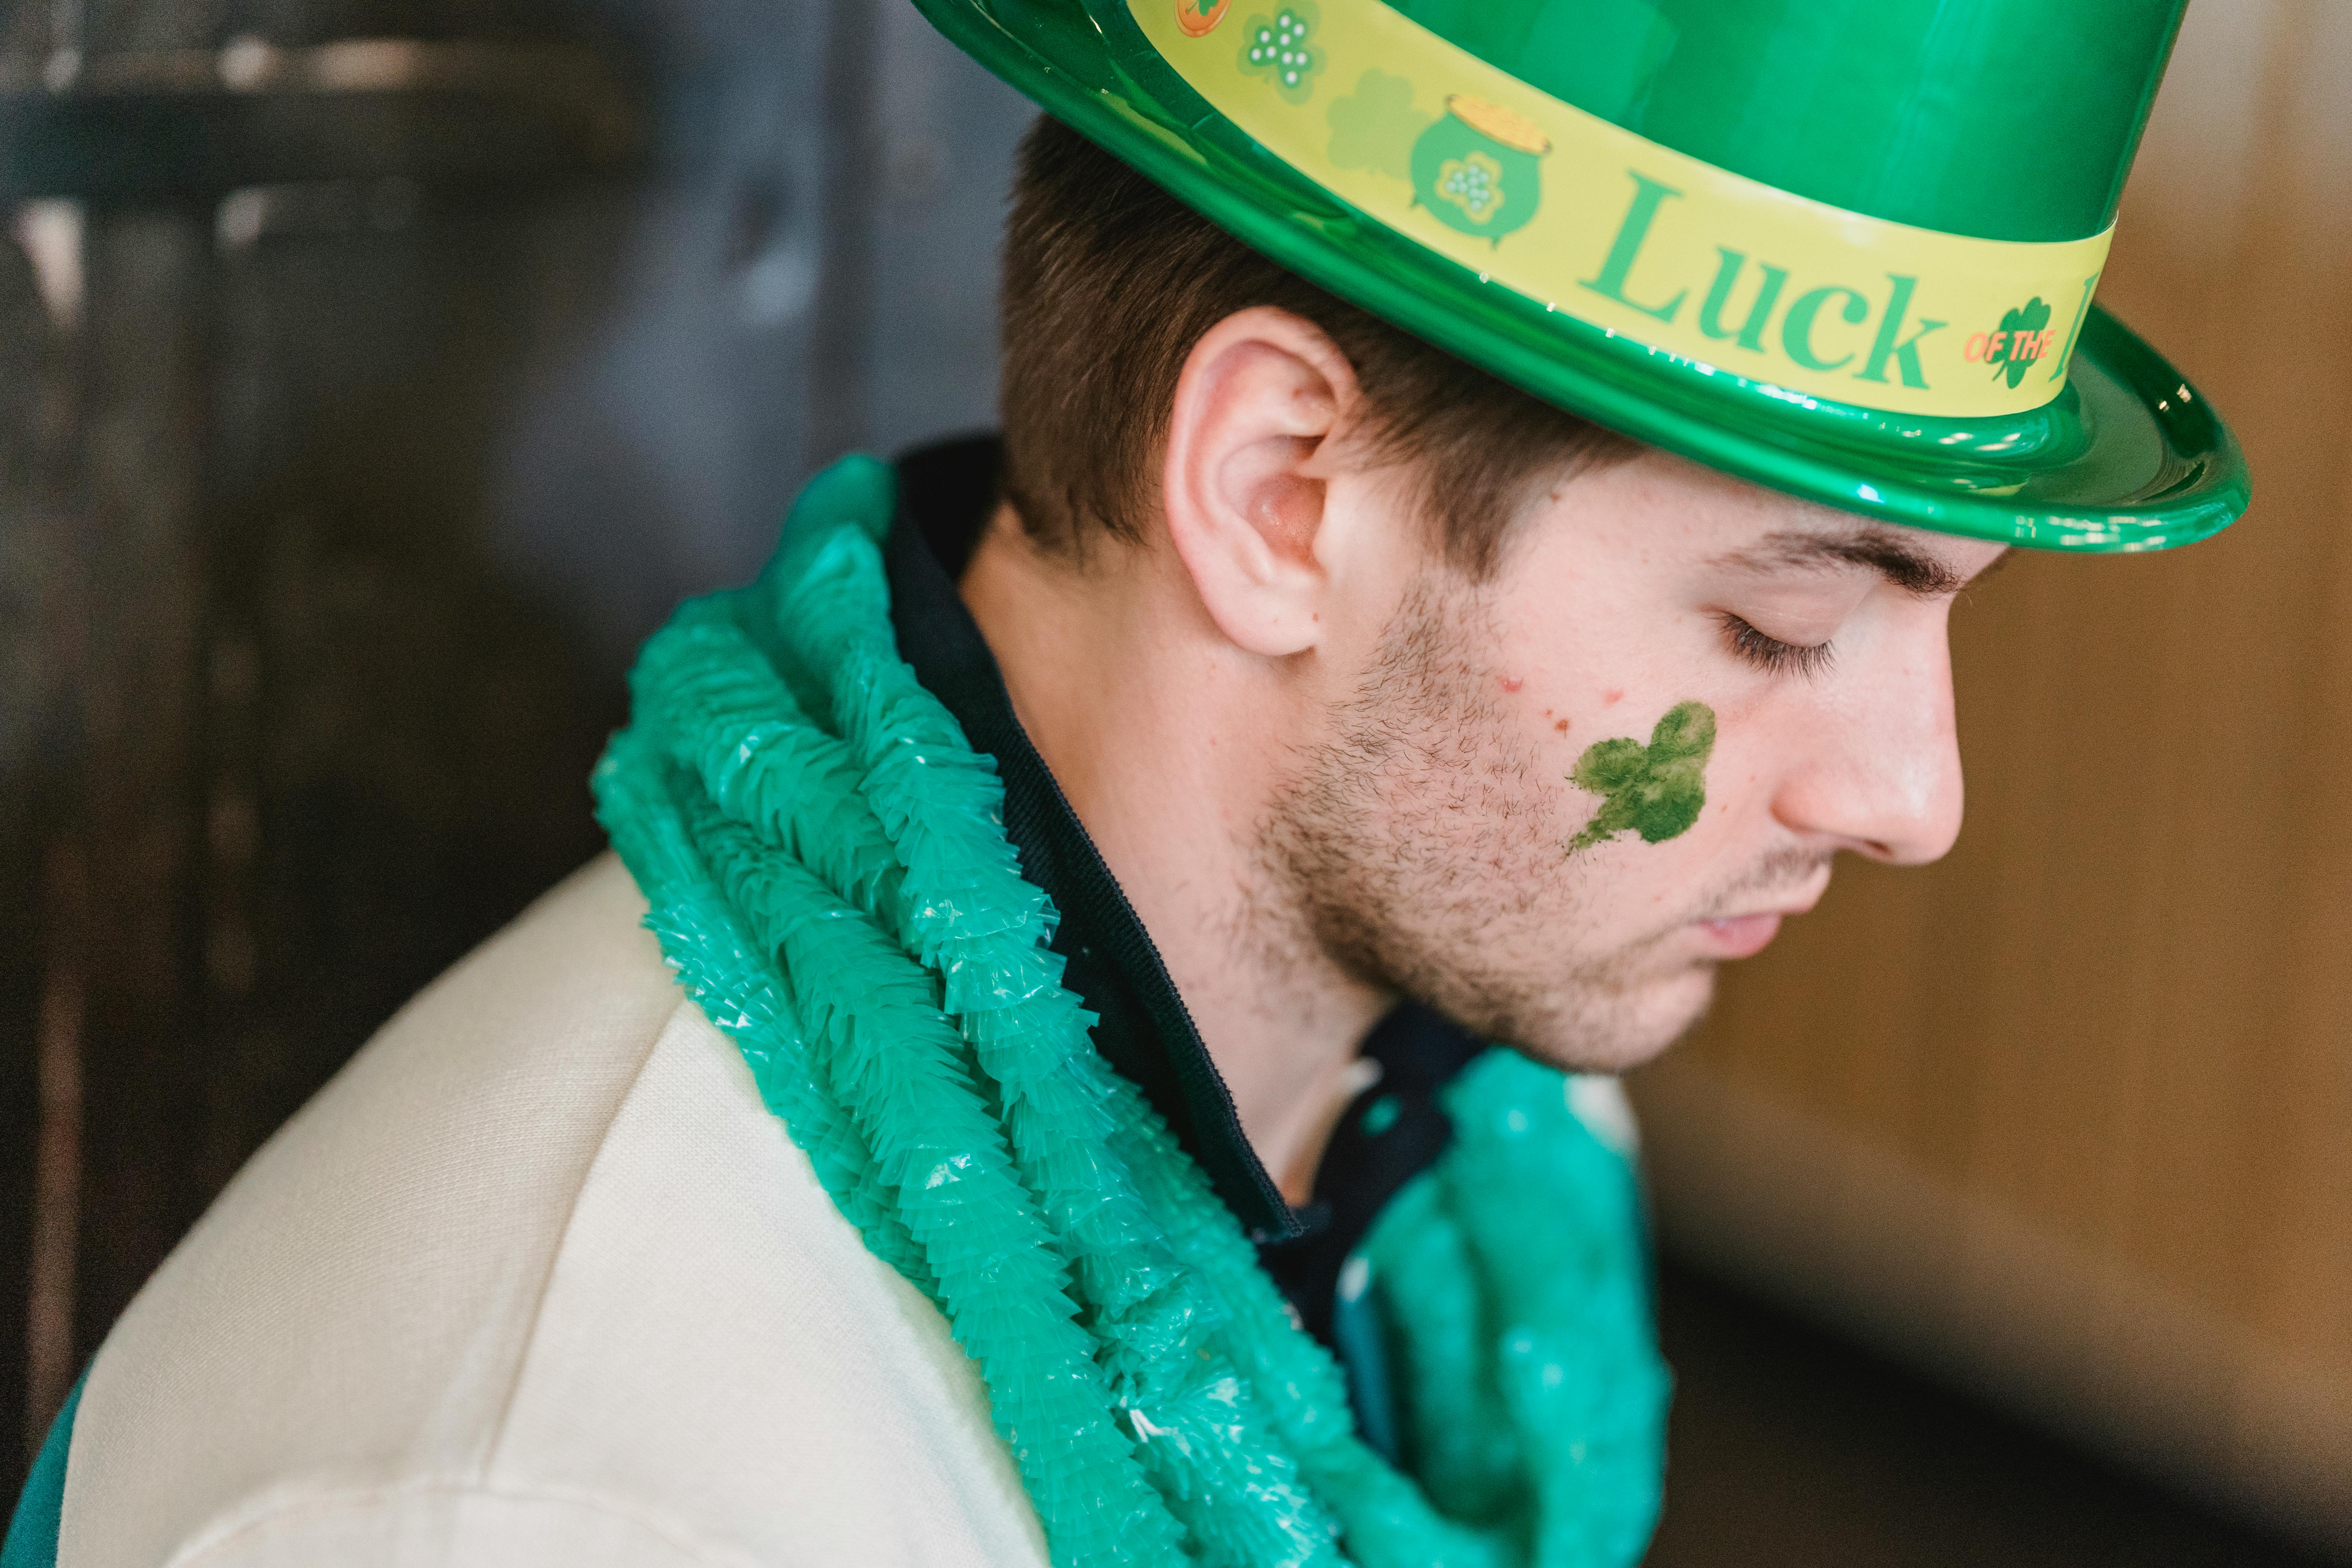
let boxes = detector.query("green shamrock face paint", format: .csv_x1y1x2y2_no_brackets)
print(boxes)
1567,701,1717,853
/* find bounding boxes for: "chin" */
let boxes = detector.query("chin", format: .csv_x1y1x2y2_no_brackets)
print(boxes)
1510,962,1719,1075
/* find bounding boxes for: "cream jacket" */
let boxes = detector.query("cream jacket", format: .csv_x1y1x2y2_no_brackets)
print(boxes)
60,855,1051,1568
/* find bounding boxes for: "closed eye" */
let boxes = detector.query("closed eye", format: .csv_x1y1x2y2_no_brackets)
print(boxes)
1720,613,1835,679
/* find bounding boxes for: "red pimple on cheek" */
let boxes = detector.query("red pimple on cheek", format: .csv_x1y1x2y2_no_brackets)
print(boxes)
1602,689,1624,705
1555,718,1571,733
1498,674,1524,693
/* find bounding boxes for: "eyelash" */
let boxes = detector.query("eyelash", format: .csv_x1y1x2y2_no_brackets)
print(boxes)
1720,614,1835,679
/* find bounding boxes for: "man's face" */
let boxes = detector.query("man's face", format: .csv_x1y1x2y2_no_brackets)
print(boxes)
1265,446,2005,1072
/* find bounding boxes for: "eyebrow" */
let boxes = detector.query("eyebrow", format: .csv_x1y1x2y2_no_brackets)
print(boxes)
1710,526,1988,598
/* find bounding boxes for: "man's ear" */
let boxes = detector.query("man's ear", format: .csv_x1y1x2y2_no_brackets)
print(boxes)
1160,307,1361,658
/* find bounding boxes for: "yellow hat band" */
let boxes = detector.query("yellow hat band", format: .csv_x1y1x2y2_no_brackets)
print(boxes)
1141,0,2113,421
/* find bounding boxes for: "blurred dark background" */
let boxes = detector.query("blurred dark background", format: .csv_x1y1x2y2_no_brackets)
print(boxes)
0,0,2343,1562
0,0,1024,1501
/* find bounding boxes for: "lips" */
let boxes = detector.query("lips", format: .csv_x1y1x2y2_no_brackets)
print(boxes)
1694,912,1785,959
1687,859,1833,960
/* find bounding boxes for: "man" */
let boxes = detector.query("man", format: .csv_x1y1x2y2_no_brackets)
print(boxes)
7,1,2245,1565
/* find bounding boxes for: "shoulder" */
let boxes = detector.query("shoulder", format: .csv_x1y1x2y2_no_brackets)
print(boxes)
127,1480,758,1568
58,855,681,1565
59,854,1047,1568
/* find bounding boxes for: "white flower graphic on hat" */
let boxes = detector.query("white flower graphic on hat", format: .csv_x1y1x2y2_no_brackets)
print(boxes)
1238,4,1323,103
1437,151,1505,224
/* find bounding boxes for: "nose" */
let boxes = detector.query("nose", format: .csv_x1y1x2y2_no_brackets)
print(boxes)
1770,631,1967,866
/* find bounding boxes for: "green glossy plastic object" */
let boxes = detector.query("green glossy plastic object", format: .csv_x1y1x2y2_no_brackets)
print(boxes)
910,0,2250,551
1389,0,2188,243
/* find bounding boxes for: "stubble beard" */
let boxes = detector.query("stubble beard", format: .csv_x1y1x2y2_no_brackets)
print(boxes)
1258,572,1767,1071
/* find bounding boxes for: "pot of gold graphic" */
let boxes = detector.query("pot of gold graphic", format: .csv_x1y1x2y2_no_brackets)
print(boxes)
1410,94,1551,241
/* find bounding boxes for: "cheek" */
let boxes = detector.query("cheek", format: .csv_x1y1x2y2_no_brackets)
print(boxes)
1499,618,1727,766
1517,680,1785,872
1527,690,1626,746
1681,715,1770,828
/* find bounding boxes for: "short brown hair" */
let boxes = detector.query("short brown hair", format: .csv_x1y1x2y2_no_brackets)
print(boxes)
998,116,1635,576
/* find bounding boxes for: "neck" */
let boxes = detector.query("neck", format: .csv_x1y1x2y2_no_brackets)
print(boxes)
959,504,1391,1201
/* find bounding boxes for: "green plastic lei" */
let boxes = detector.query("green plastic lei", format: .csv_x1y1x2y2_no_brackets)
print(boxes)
591,456,1670,1568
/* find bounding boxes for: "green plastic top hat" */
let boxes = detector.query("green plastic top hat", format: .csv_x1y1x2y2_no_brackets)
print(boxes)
912,0,2249,551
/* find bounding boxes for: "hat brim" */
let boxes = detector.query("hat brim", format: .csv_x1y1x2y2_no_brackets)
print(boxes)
917,0,2250,552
